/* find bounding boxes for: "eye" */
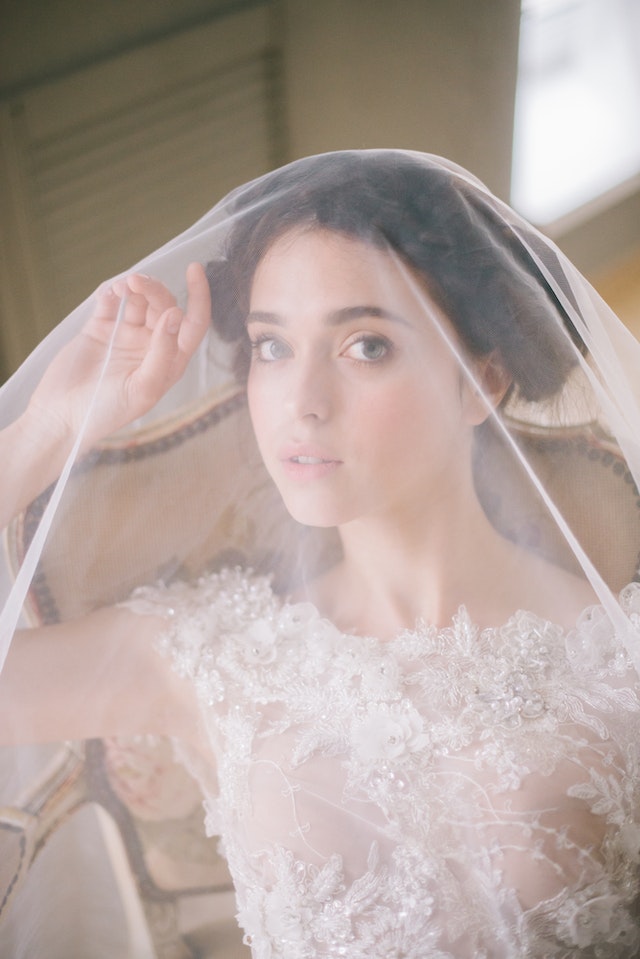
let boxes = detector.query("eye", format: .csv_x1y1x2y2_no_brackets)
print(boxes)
344,335,391,363
250,335,292,362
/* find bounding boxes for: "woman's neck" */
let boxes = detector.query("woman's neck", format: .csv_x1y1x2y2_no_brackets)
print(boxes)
305,487,595,638
308,478,505,636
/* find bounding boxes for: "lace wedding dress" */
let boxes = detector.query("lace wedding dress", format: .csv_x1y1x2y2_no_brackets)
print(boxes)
4,149,640,958
125,568,640,958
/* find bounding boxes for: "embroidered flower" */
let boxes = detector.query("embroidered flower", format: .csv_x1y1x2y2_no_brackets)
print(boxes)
264,888,310,943
475,666,547,728
237,886,312,957
565,605,620,671
617,821,640,863
276,602,319,634
243,619,278,664
236,898,269,958
360,654,401,698
561,887,640,949
352,701,428,763
620,582,640,618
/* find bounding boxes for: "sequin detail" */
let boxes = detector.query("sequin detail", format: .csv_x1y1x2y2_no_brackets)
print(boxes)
124,569,640,957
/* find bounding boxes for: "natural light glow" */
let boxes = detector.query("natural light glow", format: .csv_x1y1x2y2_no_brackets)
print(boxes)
511,0,640,225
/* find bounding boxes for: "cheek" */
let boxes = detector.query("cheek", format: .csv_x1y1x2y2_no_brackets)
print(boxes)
246,369,295,471
246,372,272,451
350,375,466,468
348,385,421,458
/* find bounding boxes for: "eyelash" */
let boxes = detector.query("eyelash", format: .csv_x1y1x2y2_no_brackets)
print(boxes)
248,332,394,365
249,334,291,363
344,334,392,364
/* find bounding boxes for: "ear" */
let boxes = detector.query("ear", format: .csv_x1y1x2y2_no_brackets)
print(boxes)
463,351,512,426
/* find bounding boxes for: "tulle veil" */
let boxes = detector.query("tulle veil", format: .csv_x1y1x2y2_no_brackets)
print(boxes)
1,149,640,954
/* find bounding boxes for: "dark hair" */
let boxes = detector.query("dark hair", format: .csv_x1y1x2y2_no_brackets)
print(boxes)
206,151,582,401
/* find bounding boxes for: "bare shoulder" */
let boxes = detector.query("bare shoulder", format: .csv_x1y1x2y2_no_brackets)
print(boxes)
513,548,599,628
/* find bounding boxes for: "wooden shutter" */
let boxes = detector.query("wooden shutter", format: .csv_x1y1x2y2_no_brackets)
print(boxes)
0,3,283,378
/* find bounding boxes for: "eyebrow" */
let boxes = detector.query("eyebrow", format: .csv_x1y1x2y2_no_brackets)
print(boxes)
246,305,409,327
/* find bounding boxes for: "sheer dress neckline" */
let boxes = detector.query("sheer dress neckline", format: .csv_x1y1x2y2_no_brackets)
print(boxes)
122,569,640,958
281,577,640,654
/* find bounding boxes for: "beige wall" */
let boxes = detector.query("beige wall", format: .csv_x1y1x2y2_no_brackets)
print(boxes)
282,0,520,198
0,0,234,90
1,0,519,194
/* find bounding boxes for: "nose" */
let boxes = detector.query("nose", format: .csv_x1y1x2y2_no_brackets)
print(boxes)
285,354,332,422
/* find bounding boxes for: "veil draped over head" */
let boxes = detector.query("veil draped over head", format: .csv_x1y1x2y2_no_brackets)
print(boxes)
2,150,640,661
1,150,640,957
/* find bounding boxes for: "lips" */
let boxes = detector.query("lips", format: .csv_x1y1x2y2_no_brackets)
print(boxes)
291,454,331,465
279,445,342,480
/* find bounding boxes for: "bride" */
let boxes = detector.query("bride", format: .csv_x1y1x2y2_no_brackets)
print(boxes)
0,150,639,956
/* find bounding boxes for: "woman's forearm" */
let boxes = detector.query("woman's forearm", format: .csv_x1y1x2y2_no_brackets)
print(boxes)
0,409,74,530
0,606,193,745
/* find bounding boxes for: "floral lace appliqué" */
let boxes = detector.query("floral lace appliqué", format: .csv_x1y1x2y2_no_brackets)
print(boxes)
123,570,640,957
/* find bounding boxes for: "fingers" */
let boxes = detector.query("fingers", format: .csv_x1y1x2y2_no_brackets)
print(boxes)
131,265,210,405
179,263,211,357
91,284,121,324
112,274,177,329
132,308,188,406
134,264,210,368
106,267,208,343
127,274,177,324
85,264,210,414
83,283,126,342
144,264,209,368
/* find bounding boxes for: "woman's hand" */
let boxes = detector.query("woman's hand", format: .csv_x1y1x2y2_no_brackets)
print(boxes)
28,263,211,450
0,264,210,528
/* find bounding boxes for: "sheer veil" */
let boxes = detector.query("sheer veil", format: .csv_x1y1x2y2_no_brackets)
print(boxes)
2,149,640,660
1,149,640,954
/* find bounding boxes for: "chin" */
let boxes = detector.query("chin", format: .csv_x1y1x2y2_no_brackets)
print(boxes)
283,504,344,529
278,491,353,530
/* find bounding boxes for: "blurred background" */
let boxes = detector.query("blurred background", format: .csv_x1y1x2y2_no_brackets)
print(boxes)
0,1,639,956
0,0,639,383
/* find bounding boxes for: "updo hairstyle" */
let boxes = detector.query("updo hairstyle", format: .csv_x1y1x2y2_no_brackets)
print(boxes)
206,151,583,404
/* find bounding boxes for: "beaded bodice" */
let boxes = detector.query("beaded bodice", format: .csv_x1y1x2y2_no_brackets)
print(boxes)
125,569,640,957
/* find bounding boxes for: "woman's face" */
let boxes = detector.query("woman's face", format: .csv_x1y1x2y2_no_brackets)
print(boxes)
246,228,490,530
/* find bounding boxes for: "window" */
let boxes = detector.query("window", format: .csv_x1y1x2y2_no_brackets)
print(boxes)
511,0,640,226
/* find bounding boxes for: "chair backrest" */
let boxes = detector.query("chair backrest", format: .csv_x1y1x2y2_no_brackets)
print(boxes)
1,386,268,957
474,420,640,591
